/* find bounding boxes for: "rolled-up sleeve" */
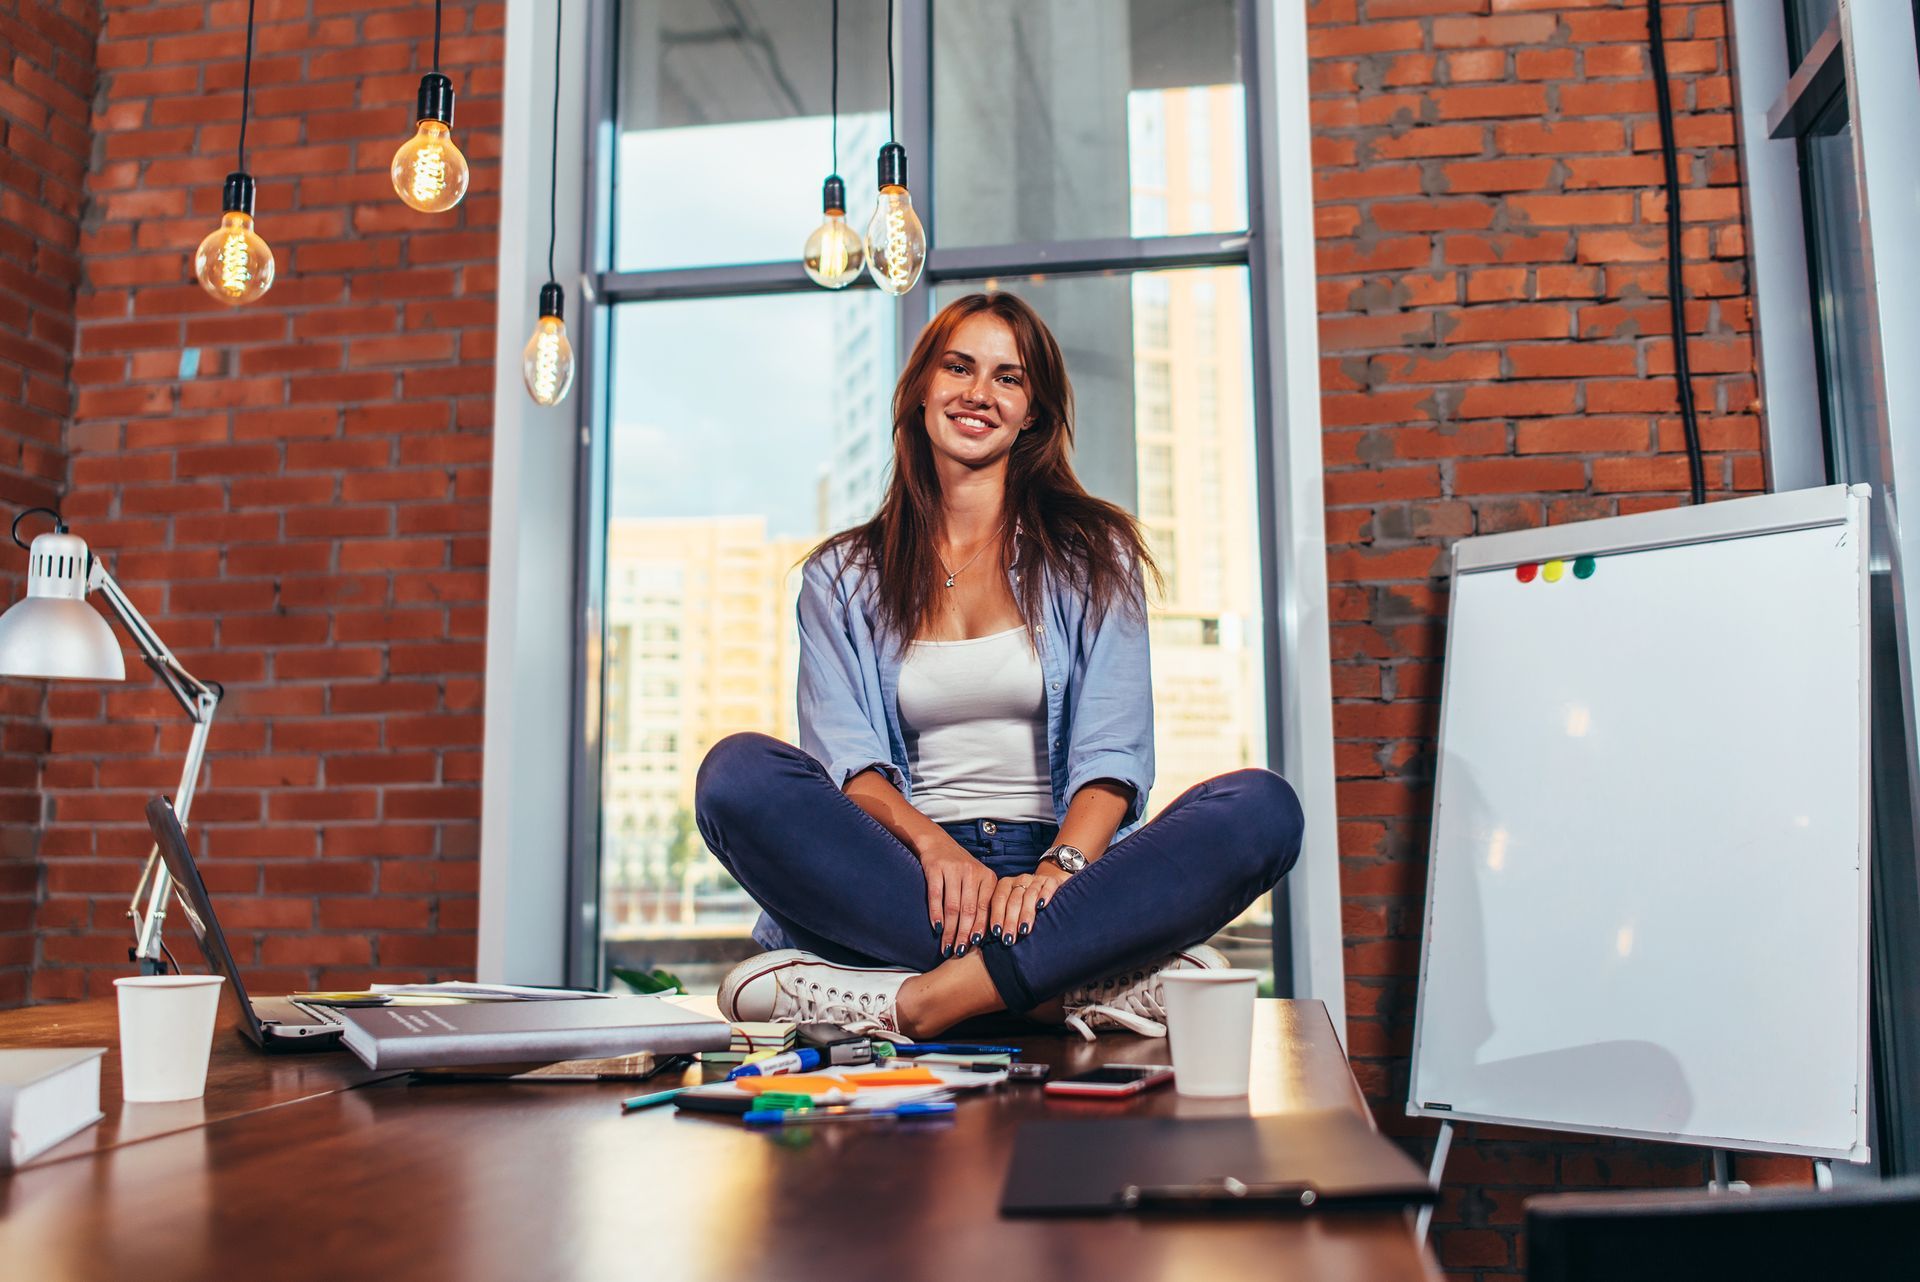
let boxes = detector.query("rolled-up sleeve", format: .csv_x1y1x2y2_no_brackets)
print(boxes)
1064,566,1155,830
796,552,904,792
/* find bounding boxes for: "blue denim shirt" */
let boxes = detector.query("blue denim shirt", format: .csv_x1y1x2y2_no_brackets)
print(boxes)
795,537,1156,835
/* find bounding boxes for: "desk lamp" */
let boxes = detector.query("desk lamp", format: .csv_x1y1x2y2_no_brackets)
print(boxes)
0,509,221,974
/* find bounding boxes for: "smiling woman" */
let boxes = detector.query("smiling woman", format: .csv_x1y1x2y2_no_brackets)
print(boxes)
688,293,1306,1043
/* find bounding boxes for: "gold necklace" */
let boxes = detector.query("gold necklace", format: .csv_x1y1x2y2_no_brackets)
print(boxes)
935,526,1002,589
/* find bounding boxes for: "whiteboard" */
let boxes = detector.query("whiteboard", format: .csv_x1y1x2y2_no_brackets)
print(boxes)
1407,485,1872,1160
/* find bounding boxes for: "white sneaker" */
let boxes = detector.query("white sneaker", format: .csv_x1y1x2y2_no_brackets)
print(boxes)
1058,944,1230,1041
717,949,916,1043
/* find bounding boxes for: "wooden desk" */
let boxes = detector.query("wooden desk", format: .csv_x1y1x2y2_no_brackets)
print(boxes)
0,998,1439,1281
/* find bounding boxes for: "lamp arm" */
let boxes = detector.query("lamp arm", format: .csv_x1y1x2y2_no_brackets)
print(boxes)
91,561,223,972
89,561,220,718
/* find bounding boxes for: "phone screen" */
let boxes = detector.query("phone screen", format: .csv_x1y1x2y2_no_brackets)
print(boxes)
1066,1066,1163,1084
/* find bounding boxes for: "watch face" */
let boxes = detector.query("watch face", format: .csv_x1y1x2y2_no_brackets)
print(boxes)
1053,845,1087,872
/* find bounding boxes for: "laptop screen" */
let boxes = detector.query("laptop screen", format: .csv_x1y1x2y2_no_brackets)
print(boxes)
144,795,270,1044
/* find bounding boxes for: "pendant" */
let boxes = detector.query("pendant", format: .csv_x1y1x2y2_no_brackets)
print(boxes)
944,575,956,589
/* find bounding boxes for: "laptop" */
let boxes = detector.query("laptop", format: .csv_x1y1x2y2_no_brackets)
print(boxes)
146,795,350,1051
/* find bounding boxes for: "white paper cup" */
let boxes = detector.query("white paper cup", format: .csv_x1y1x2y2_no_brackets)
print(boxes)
116,975,225,1103
1162,968,1259,1097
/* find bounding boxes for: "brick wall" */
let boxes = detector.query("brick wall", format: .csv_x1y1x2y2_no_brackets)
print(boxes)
0,0,93,1007
8,0,1811,1272
33,0,502,1000
1308,1,1801,1276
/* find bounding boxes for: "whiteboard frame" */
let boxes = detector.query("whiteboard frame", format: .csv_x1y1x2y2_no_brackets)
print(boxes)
1406,484,1874,1162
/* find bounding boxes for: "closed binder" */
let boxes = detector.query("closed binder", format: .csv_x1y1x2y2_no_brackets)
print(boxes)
1000,1110,1436,1216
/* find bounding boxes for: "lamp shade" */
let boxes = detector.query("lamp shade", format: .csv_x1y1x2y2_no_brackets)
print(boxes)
0,529,124,680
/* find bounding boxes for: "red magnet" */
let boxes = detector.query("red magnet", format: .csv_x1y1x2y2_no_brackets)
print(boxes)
1516,563,1538,583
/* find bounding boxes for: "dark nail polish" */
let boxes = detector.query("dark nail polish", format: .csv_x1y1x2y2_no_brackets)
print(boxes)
1037,898,1048,910
1003,933,1015,947
943,944,953,958
1019,922,1031,936
970,932,982,947
932,920,942,933
991,925,1001,940
957,944,969,957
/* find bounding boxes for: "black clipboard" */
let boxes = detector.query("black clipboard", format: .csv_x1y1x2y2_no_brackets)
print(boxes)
1000,1110,1436,1216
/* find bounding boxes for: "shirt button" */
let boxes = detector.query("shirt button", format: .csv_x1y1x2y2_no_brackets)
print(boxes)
1050,682,1061,692
1034,626,1044,636
981,820,998,835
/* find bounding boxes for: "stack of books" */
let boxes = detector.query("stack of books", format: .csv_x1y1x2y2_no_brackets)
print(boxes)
698,1021,797,1066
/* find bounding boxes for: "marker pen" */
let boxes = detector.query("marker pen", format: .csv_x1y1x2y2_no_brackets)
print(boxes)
726,1048,822,1080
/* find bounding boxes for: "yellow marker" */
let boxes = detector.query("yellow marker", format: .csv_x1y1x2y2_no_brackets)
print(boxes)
1543,559,1565,583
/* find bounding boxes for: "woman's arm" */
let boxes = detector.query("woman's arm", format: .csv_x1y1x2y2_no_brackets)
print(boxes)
1052,778,1132,863
845,768,999,958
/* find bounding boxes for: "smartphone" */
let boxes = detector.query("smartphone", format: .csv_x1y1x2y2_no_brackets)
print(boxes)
1043,1064,1174,1098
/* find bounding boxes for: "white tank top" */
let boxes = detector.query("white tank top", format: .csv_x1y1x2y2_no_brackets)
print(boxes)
897,625,1054,824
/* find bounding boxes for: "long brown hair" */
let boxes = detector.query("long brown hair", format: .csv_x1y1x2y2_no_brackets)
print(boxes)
816,292,1158,648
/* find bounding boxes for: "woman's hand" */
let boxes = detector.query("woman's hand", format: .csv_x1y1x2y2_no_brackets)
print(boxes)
920,841,1000,958
988,862,1072,946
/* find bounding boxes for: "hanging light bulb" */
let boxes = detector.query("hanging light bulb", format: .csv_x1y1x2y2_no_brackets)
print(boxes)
392,71,470,213
191,0,273,306
804,175,865,289
524,283,575,407
194,172,274,306
865,143,926,296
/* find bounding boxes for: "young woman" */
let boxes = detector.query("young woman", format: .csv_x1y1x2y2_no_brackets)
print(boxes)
694,292,1303,1041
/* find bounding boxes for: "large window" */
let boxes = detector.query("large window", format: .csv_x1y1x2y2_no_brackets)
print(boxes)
589,0,1272,991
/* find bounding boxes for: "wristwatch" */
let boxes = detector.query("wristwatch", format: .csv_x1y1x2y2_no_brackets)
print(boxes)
1040,844,1088,874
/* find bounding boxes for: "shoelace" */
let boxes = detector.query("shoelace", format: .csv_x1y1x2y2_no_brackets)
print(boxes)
774,975,916,1045
1061,965,1170,1042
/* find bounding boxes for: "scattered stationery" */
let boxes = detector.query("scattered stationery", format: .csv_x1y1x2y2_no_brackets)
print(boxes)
1,1048,106,1171
330,995,731,1070
666,1059,1005,1119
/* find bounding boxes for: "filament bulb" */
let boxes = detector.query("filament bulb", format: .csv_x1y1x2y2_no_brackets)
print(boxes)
523,314,575,406
392,119,470,214
804,211,866,289
193,211,275,306
864,186,926,296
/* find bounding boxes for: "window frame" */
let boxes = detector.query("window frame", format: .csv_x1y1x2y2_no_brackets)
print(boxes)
1731,0,1920,1174
483,0,1344,1037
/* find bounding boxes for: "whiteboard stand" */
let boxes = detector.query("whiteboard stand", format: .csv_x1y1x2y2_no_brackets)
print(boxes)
1407,484,1874,1214
1815,1160,1834,1191
1414,1119,1454,1246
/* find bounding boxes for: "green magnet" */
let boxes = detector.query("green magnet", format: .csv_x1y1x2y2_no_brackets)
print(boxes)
1572,556,1596,580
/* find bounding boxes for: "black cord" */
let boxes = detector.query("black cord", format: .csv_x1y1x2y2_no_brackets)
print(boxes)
433,0,443,72
1648,0,1706,506
11,506,61,550
548,0,562,287
886,0,894,144
831,0,839,173
238,0,257,171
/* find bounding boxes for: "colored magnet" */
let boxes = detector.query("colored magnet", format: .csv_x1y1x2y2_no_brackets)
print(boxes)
1573,556,1596,579
1516,563,1538,583
1542,560,1565,583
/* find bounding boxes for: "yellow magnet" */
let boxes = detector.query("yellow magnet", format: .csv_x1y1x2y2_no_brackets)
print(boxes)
1542,560,1565,583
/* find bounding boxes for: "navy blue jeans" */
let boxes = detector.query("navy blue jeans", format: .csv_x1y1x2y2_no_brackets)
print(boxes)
694,733,1304,1011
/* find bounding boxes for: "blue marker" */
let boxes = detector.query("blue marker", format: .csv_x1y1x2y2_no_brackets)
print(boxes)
891,1043,1022,1056
726,1048,822,1080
